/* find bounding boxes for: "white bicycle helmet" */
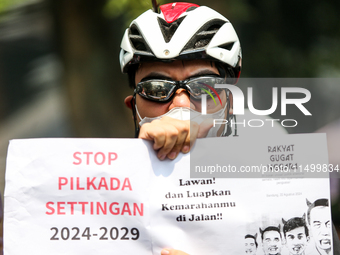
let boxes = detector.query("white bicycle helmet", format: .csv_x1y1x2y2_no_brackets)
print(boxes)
120,2,242,84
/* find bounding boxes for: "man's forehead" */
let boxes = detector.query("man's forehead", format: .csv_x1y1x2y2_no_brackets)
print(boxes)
264,230,281,238
286,226,305,235
310,206,330,220
135,60,219,81
245,237,255,243
138,59,215,69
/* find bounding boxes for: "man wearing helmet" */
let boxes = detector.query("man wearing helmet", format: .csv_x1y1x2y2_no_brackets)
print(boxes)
120,2,340,255
120,4,240,254
121,2,241,161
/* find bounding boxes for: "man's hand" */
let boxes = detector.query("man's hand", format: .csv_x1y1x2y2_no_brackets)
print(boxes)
161,248,190,255
138,116,213,160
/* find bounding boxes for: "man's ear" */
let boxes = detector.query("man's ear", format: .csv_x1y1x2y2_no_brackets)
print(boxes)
124,95,133,109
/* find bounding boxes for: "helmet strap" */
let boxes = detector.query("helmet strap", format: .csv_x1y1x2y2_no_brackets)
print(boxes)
222,95,231,137
215,62,226,78
131,93,140,138
215,62,237,84
128,64,139,89
222,92,237,137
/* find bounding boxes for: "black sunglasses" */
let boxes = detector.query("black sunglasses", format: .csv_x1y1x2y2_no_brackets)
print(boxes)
134,76,227,103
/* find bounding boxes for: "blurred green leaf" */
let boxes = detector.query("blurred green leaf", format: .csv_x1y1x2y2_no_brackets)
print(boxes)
104,0,165,25
0,0,35,13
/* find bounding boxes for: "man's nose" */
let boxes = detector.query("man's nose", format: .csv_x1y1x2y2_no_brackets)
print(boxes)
269,241,276,246
292,238,299,245
320,224,330,235
169,88,191,109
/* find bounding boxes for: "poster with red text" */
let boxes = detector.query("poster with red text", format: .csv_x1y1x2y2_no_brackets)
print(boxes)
4,134,334,255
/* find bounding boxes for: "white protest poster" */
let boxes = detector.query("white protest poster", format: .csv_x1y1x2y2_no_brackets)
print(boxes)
148,134,333,255
4,134,334,255
5,139,154,255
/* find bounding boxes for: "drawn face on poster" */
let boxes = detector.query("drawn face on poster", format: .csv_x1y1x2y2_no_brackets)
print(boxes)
262,230,282,255
245,235,258,255
307,198,332,254
282,216,310,255
285,226,309,255
309,206,332,253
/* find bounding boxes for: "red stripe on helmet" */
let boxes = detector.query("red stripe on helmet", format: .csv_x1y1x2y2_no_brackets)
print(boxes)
159,2,200,23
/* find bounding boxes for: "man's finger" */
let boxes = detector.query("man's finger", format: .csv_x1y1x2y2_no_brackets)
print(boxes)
167,121,189,159
156,125,179,160
138,122,166,151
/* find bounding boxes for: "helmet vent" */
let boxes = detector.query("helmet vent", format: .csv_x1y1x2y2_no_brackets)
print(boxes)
130,36,147,51
219,42,235,51
157,16,186,43
182,19,227,52
194,38,211,48
129,24,153,54
186,6,197,12
130,25,141,35
206,23,223,31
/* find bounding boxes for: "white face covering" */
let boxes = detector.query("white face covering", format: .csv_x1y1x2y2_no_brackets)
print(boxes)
135,102,228,137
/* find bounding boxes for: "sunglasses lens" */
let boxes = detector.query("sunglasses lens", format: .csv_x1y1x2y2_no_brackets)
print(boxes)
188,77,225,99
137,81,175,101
